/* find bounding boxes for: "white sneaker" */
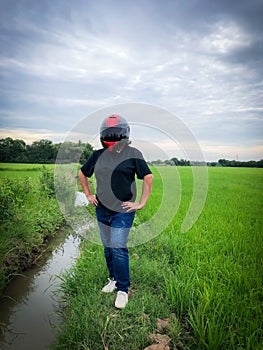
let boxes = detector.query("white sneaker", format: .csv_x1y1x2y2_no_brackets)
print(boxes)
115,291,128,309
101,278,116,293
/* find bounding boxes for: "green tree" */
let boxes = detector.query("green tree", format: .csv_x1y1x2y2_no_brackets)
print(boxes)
27,139,55,163
80,142,94,164
0,138,27,162
171,157,179,165
55,141,93,164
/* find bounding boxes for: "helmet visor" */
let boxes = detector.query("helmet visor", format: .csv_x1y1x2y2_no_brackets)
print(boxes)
100,127,128,141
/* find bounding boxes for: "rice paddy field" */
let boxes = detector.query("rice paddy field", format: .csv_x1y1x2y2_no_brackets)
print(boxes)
0,164,263,350
53,166,263,350
0,163,54,181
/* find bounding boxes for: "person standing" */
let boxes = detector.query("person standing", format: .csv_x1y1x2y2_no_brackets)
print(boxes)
78,114,153,309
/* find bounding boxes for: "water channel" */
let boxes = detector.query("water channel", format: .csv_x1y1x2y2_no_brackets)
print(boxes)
0,229,81,350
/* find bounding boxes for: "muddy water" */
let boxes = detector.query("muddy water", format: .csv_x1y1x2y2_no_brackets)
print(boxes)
0,230,81,350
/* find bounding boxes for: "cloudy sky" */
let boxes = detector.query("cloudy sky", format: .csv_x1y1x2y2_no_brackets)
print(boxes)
0,0,262,161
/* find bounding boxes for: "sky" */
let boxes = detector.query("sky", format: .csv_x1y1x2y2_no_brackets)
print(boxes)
0,0,262,161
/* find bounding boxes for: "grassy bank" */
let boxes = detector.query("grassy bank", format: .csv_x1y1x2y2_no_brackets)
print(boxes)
0,163,65,295
53,167,263,350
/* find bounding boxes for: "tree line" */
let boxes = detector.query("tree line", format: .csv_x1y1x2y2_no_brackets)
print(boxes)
150,157,191,166
0,137,93,164
216,158,263,168
150,157,263,168
0,137,262,167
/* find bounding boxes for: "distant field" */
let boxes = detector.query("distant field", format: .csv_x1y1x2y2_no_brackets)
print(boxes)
0,163,55,180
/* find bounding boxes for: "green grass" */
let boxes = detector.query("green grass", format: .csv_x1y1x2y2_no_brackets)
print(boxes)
0,163,55,170
0,163,64,294
0,163,54,180
53,166,263,350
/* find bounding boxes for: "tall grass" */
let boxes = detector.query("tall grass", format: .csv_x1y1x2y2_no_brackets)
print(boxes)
163,167,263,349
52,166,263,350
0,164,65,294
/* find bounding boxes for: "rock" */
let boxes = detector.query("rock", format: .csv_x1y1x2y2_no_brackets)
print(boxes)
149,333,171,345
157,318,169,331
144,344,170,350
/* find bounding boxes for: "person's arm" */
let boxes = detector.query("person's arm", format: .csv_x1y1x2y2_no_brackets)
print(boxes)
78,170,98,207
122,173,153,212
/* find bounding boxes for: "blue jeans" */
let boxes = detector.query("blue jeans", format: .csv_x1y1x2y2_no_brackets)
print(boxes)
96,205,135,293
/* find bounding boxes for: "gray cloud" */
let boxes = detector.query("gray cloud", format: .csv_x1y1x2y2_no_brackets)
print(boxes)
0,0,262,161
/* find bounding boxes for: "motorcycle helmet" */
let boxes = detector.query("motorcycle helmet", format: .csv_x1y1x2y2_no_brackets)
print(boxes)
100,114,130,150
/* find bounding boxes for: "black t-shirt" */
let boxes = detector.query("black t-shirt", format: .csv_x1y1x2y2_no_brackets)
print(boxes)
80,145,152,212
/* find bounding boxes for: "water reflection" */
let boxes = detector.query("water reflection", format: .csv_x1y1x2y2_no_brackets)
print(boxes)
0,230,80,350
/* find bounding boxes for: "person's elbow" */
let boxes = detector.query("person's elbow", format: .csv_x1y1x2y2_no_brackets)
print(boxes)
144,173,154,182
144,173,154,187
78,169,85,180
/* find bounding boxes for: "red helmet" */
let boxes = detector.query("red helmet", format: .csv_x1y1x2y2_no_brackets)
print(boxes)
100,114,130,149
